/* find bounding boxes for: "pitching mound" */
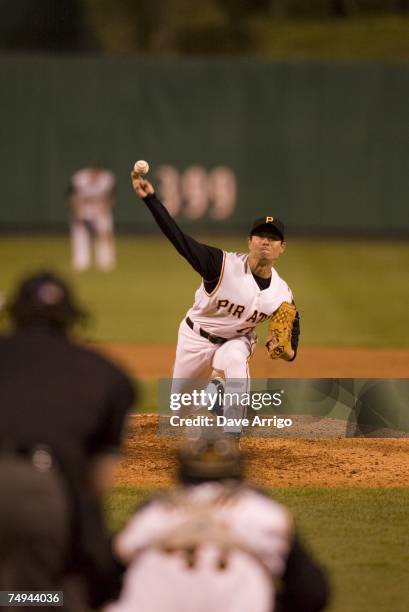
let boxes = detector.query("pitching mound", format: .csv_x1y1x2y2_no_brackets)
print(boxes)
101,344,409,488
116,415,409,488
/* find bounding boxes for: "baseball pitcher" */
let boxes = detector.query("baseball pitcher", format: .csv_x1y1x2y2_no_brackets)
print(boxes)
130,167,300,434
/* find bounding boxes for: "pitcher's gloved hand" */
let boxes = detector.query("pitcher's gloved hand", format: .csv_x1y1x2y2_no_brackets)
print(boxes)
265,302,298,361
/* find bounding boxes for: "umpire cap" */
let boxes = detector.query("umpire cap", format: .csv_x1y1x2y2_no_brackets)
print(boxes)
178,437,244,483
8,270,86,330
250,216,285,240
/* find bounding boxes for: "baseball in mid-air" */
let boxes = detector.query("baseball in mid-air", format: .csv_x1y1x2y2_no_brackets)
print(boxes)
133,160,150,175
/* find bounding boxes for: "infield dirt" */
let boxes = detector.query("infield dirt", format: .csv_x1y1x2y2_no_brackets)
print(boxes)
97,343,409,489
115,414,409,488
99,343,409,379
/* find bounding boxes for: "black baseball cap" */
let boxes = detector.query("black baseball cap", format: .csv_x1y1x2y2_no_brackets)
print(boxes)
8,270,87,330
250,216,285,240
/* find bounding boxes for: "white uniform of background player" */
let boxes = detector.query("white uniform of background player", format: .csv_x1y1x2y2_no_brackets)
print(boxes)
68,163,116,271
130,172,299,429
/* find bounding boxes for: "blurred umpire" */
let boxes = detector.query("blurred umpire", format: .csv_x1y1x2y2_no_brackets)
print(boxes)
0,271,135,610
106,438,329,612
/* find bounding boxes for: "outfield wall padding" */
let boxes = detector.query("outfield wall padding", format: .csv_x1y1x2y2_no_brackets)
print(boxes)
1,56,408,234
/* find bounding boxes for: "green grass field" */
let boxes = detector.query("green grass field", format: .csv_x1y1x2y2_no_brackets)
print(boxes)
106,486,409,612
1,234,409,346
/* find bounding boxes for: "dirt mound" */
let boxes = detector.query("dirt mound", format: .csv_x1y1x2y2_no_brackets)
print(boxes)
116,415,409,488
101,343,409,488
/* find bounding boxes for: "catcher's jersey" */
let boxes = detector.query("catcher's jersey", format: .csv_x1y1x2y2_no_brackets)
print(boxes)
186,251,293,339
107,482,292,612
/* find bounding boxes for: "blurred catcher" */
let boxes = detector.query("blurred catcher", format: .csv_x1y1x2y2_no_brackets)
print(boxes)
0,270,135,610
67,162,116,271
106,437,329,612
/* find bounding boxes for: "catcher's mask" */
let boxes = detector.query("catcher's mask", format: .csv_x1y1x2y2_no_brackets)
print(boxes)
178,437,244,484
7,270,87,331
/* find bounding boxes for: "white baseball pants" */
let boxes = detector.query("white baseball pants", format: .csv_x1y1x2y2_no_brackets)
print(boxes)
171,320,256,432
172,319,255,384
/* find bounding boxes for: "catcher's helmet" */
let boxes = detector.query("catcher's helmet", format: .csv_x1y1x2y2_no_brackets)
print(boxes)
178,437,244,484
8,270,86,330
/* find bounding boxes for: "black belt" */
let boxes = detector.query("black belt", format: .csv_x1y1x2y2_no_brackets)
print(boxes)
185,317,228,345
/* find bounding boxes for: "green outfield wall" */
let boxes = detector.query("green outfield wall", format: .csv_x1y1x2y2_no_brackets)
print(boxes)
1,56,408,234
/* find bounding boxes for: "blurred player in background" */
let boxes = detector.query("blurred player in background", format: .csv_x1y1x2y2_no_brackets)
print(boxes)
0,270,135,610
67,163,116,271
130,171,299,437
106,437,329,612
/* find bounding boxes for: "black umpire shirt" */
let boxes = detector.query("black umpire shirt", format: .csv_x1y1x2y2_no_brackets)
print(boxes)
0,325,134,478
0,323,135,604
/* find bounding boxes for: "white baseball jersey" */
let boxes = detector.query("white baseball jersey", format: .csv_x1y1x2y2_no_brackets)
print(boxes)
106,482,292,612
186,251,293,339
72,168,115,202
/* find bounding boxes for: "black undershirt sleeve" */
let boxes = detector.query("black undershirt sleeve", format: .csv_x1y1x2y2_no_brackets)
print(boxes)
143,193,224,293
